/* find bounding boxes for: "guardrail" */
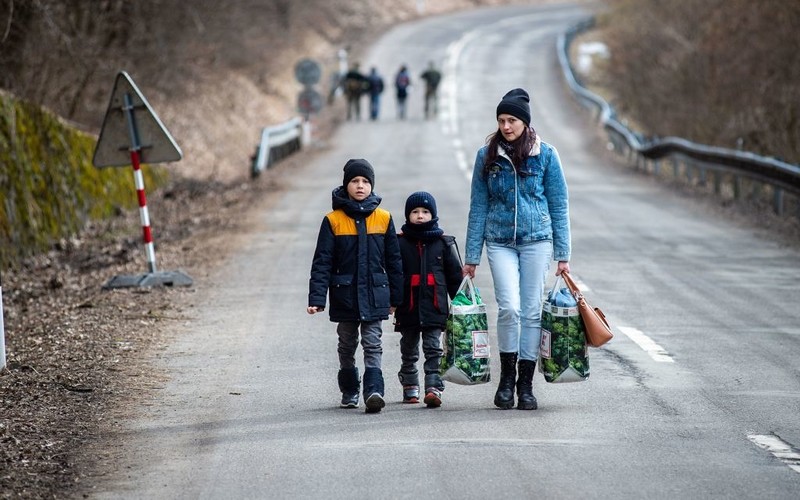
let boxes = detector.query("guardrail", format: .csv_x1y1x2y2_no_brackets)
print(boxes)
558,18,800,217
251,117,303,178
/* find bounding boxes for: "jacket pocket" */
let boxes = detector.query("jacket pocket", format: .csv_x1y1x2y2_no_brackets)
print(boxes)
371,273,390,309
329,274,354,310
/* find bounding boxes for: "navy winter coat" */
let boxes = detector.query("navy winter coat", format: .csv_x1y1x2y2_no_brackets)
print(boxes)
308,187,403,323
394,234,463,330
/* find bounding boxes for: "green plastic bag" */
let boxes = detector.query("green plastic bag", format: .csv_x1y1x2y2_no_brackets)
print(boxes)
440,277,491,385
539,277,590,383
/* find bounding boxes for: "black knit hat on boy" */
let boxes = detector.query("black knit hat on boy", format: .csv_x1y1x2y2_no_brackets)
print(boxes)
496,88,531,125
404,191,438,221
342,158,375,187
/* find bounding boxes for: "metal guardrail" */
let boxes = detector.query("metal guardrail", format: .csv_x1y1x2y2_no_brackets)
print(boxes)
251,117,303,178
558,18,800,216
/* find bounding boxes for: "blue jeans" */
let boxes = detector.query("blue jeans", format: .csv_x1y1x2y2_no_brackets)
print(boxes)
337,321,382,369
369,94,381,120
486,241,552,361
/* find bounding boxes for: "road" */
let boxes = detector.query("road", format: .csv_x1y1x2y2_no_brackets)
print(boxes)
92,3,800,499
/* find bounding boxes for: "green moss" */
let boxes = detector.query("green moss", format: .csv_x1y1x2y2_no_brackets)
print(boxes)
0,91,169,269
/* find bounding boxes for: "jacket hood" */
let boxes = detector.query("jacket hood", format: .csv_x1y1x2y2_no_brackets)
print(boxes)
332,186,382,217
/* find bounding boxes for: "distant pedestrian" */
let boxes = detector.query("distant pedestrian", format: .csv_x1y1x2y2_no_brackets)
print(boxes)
343,63,369,120
308,159,403,413
366,67,385,120
394,191,463,408
463,88,571,411
420,61,442,119
394,65,411,120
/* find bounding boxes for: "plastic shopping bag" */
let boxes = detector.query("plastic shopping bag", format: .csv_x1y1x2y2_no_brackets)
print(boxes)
439,277,491,385
539,276,590,383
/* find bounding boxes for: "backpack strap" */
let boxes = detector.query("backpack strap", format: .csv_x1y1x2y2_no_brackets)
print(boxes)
441,235,463,267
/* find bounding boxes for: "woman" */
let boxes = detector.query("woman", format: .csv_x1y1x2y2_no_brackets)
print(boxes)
463,88,571,410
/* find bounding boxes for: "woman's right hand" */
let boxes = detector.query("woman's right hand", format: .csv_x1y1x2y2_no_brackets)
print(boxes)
462,264,477,278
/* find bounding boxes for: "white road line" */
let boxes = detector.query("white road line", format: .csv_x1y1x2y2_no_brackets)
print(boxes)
618,326,674,363
442,13,545,181
748,434,800,474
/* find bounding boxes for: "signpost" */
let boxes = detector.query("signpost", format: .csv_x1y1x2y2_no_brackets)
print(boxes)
93,71,192,288
294,58,323,145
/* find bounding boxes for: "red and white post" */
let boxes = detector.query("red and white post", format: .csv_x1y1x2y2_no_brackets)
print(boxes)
130,149,157,273
123,93,157,274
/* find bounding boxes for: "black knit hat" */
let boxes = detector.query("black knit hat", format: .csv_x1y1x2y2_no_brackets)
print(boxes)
404,191,437,220
342,158,375,187
496,88,531,125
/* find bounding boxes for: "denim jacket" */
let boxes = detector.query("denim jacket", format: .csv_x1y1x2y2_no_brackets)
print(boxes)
464,137,571,264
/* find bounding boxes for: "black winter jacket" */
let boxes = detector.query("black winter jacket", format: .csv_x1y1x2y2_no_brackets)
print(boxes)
308,188,403,323
394,234,463,330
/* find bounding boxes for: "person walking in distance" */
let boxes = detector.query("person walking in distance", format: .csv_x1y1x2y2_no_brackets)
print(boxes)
394,65,411,120
343,63,368,121
420,61,442,119
462,88,572,410
308,159,403,413
366,66,385,121
394,192,463,408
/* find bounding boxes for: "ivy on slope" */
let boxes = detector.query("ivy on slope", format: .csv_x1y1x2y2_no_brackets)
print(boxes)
0,91,168,269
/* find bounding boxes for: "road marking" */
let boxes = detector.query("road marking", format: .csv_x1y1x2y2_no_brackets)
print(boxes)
442,13,545,181
618,326,674,363
748,434,800,474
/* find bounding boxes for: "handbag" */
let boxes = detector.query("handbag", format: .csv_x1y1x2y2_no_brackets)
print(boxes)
439,276,491,385
560,271,613,347
539,276,590,383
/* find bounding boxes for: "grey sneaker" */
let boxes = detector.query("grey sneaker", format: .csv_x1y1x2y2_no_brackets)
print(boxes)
340,393,359,408
364,393,385,413
402,385,420,403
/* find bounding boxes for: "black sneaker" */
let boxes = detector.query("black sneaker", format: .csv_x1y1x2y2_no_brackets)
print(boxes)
364,393,385,413
340,393,359,408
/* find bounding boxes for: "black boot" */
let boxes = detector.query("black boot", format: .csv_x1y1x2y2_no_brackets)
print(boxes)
494,352,517,409
337,367,360,408
516,359,538,410
363,367,385,414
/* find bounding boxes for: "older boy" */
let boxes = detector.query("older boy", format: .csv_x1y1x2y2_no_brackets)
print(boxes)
308,159,403,413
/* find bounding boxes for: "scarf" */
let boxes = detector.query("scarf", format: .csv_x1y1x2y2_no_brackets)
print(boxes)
400,218,444,241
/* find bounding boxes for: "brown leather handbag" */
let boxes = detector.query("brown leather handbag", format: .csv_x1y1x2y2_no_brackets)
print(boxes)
561,271,613,347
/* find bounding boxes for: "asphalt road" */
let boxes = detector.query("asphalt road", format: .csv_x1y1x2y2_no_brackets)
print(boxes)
93,3,800,499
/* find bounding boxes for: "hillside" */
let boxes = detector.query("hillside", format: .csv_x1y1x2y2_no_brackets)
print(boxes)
0,0,532,182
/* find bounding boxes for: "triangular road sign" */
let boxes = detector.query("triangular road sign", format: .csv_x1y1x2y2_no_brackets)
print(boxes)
93,71,183,168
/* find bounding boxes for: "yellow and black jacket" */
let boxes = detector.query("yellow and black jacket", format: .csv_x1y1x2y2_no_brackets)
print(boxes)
309,187,403,323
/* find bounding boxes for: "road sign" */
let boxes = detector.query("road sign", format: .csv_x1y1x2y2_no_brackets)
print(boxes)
297,88,323,116
294,58,322,86
93,71,182,167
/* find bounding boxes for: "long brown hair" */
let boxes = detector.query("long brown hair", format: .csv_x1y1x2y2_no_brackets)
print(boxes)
483,126,537,176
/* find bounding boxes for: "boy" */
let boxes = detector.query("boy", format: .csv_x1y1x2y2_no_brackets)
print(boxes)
307,159,403,413
394,192,463,407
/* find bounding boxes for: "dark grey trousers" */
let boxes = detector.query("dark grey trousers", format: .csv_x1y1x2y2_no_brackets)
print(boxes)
398,326,444,390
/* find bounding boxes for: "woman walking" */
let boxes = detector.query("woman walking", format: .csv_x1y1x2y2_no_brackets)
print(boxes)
462,88,571,410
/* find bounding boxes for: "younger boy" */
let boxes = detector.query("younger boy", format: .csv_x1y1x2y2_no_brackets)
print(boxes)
394,192,463,407
307,159,403,413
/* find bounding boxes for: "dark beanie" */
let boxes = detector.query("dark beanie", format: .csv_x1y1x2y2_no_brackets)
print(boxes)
496,88,531,125
342,158,375,187
404,191,437,220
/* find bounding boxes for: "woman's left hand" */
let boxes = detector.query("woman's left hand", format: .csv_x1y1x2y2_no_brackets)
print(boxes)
555,261,570,276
